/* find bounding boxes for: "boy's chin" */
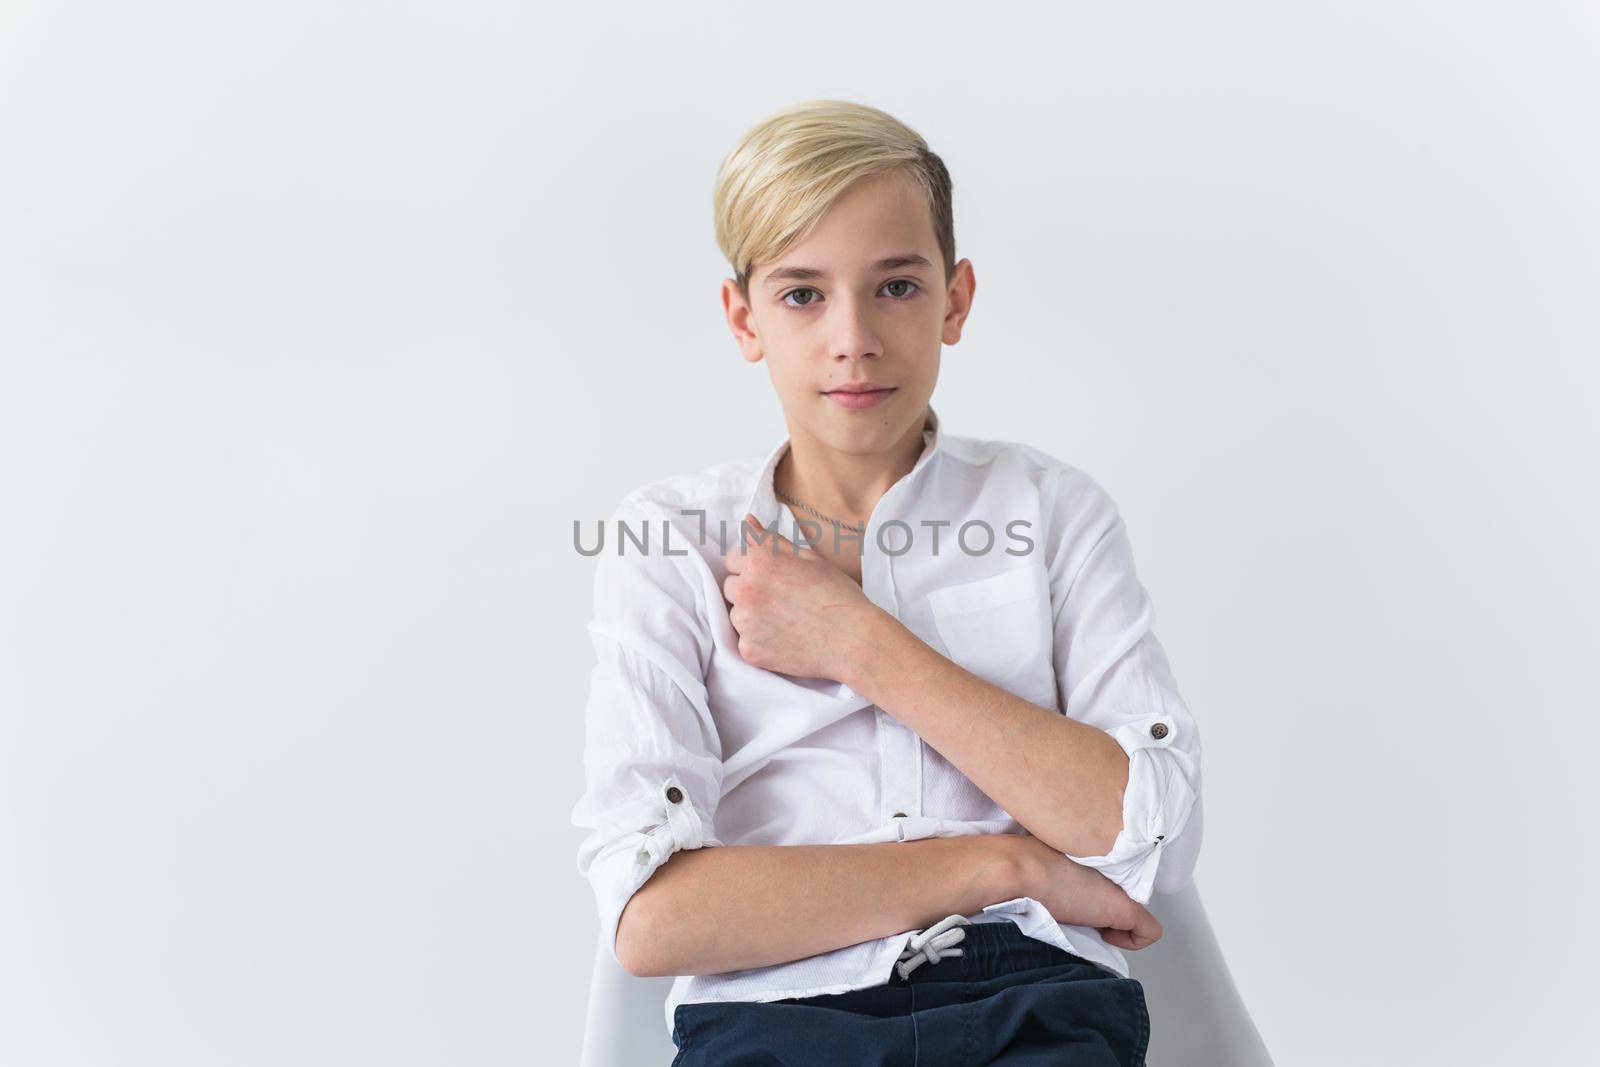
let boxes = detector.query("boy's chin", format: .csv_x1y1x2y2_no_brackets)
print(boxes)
801,399,927,451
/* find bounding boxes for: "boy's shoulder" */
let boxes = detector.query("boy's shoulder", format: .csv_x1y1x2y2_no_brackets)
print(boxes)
609,452,767,520
938,430,1101,493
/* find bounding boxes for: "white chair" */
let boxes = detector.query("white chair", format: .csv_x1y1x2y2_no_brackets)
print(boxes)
579,879,1273,1066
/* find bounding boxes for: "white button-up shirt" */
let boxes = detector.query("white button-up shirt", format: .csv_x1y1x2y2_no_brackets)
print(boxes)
570,405,1203,1038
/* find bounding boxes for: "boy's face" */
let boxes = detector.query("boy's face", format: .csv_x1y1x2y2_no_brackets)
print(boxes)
723,170,975,459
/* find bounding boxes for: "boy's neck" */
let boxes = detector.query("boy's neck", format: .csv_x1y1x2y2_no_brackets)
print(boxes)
773,410,931,528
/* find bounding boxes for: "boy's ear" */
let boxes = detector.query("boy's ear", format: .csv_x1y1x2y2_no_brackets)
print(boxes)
721,278,765,364
941,258,976,346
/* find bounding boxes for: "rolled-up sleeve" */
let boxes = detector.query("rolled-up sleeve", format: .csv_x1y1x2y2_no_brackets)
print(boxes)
1045,470,1203,905
569,499,725,967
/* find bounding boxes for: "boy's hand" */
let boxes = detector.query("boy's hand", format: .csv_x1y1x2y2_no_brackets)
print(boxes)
722,512,881,682
1000,833,1164,951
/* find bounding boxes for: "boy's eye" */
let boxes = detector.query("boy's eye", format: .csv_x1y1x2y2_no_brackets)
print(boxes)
780,279,921,310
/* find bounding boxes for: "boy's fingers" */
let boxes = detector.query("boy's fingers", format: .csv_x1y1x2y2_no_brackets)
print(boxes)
1099,926,1158,951
747,511,803,553
1100,928,1139,950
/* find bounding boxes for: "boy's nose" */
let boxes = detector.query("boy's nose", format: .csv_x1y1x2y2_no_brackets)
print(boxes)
828,304,883,361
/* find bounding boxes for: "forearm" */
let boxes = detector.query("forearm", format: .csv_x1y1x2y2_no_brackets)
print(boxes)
616,835,1024,978
846,609,1128,858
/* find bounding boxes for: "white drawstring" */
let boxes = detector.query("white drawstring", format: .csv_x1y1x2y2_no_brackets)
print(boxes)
896,914,972,979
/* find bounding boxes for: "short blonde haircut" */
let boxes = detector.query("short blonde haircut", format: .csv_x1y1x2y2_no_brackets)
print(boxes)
713,100,956,299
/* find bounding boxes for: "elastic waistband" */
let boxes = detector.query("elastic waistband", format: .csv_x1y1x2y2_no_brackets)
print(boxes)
892,919,1101,984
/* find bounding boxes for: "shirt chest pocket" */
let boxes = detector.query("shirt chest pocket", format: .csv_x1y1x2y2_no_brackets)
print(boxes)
926,566,1060,712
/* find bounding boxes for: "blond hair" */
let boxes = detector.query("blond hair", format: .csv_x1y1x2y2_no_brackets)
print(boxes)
713,100,956,299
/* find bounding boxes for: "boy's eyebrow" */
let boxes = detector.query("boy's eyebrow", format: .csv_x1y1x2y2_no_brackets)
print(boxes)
762,254,933,288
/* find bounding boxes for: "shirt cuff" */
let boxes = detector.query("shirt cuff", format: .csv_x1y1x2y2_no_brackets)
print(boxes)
579,778,721,969
1061,714,1197,905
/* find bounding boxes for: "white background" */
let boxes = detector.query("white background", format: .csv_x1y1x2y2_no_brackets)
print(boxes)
3,2,1596,1063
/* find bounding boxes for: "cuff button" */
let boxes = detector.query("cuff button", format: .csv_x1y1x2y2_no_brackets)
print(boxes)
1150,722,1169,740
665,786,684,804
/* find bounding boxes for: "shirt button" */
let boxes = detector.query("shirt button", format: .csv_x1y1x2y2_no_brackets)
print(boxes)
1150,722,1169,740
892,811,907,819
665,786,684,804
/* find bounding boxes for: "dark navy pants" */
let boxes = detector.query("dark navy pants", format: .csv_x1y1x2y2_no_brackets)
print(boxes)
669,921,1150,1065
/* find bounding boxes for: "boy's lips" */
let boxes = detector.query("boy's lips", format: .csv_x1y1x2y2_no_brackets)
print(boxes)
823,384,897,410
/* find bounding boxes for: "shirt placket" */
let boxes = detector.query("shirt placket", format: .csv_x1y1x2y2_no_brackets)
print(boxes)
861,499,923,833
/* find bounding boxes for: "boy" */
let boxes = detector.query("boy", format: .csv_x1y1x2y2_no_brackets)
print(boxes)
571,99,1201,1065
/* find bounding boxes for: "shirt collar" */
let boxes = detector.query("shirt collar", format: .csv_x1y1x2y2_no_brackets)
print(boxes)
742,403,944,527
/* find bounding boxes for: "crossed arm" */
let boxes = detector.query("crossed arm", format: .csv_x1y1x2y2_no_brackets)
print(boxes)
587,490,1201,979
847,612,1130,858
615,606,1150,979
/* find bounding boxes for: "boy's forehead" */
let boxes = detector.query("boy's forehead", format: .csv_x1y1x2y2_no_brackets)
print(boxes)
760,175,938,280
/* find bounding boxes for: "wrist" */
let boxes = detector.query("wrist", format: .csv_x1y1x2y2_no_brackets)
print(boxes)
838,602,912,694
984,833,1039,902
